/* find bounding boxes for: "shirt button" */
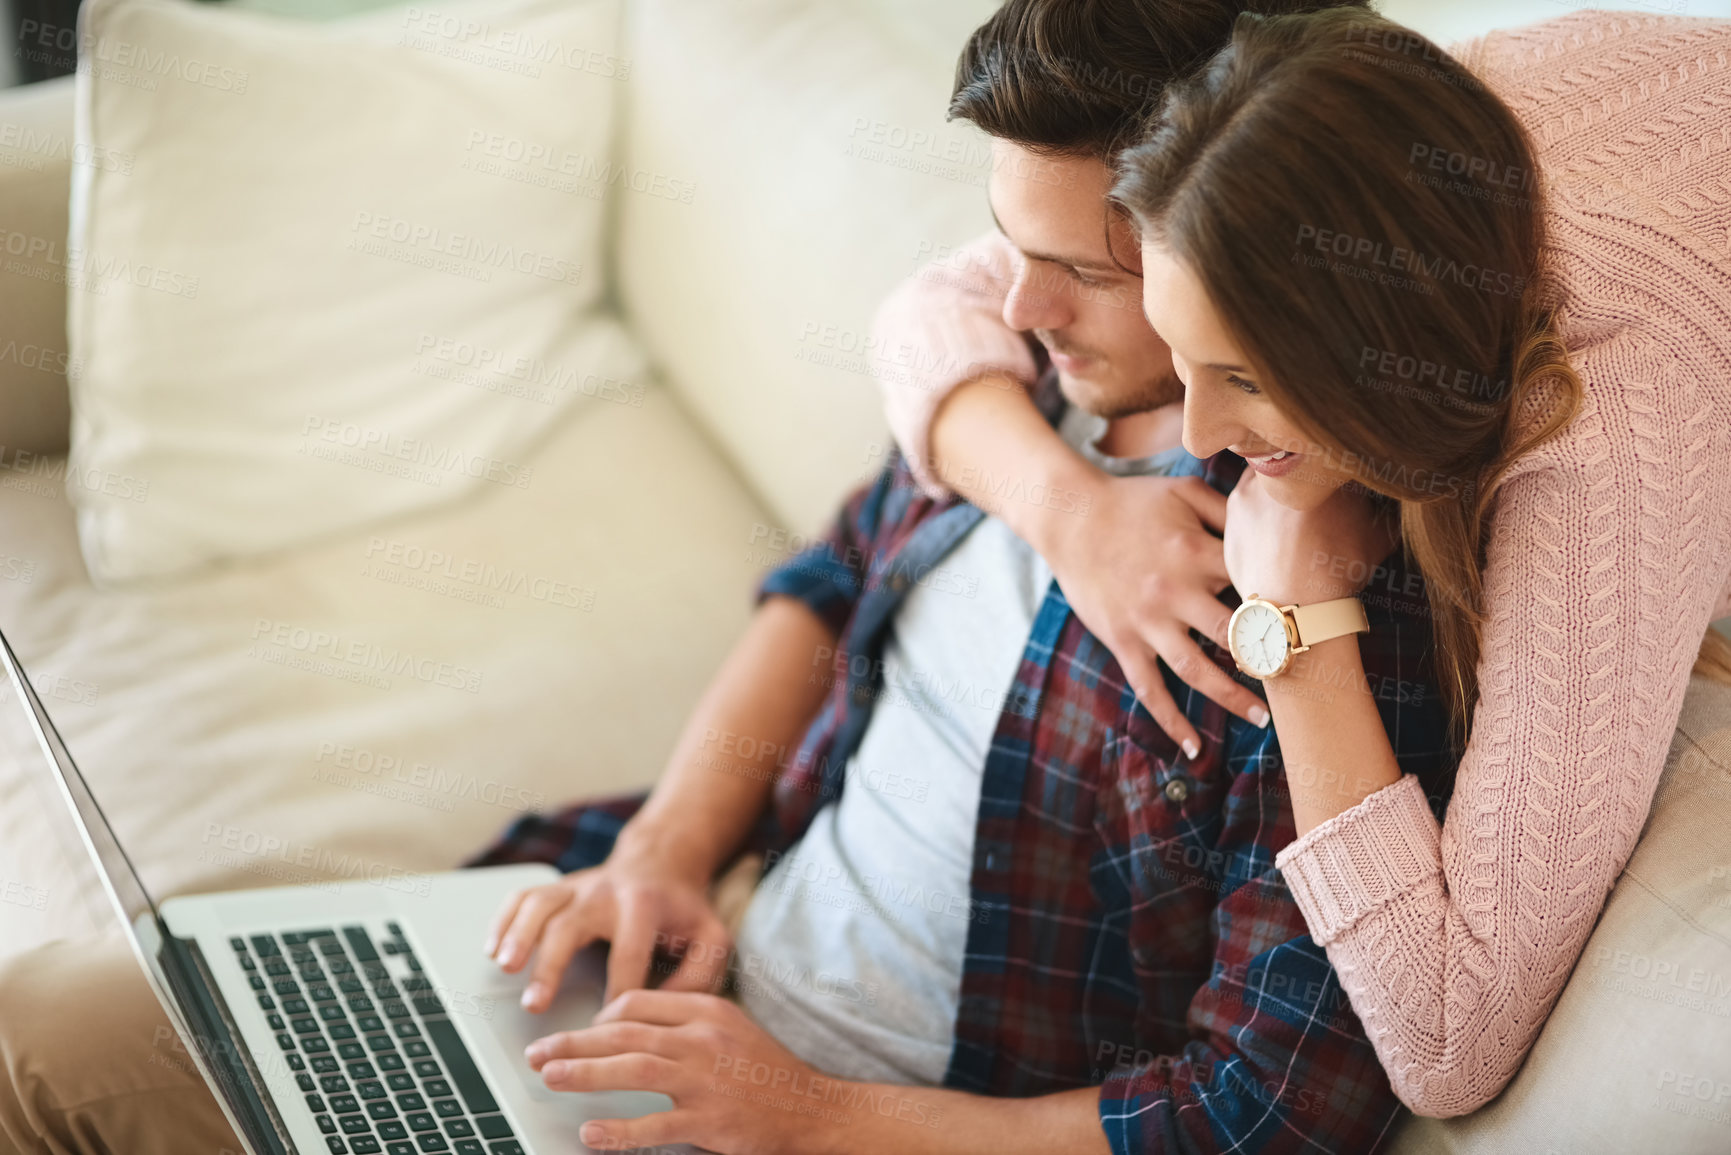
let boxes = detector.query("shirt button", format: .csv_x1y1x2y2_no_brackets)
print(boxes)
1164,778,1190,803
850,684,874,706
889,573,910,593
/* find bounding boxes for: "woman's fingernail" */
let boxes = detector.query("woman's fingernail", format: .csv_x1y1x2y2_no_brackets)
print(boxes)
1182,738,1200,760
580,1123,606,1146
483,936,498,957
1249,705,1270,728
521,983,543,1010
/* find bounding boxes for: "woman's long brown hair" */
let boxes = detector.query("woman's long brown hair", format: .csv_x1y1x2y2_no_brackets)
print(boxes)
1112,8,1593,742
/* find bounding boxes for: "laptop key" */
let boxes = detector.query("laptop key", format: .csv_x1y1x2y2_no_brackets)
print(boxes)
345,927,380,962
454,1143,483,1155
321,939,347,957
339,1115,371,1135
258,995,276,1011
358,1015,385,1033
331,1024,357,1041
277,1034,297,1052
425,1020,498,1115
487,1144,522,1155
416,1135,448,1153
316,1115,337,1134
403,1041,430,1059
388,1145,415,1155
331,1094,361,1113
288,1054,307,1072
385,1002,412,1020
285,998,310,1014
348,1061,377,1080
239,955,256,971
396,1093,426,1111
443,1120,473,1139
338,1043,366,1060
307,1094,327,1113
294,1018,321,1035
377,1054,406,1072
379,1121,408,1140
389,1072,416,1091
474,1117,511,1140
322,1075,350,1093
251,935,279,957
230,937,247,951
368,1034,398,1053
250,976,267,991
267,1014,286,1031
432,1100,461,1119
406,1113,438,1132
394,1022,421,1039
343,980,368,996
266,960,291,977
311,984,338,1002
413,1061,440,1079
350,1139,382,1155
297,1074,316,1092
321,1005,348,1021
351,995,377,1014
303,1037,332,1054
325,1139,347,1155
357,1080,387,1099
423,1079,451,1098
368,1101,399,1121
274,980,299,996
311,1056,340,1073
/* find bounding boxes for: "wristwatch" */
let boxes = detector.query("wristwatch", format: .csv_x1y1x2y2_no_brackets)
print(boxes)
1227,595,1369,679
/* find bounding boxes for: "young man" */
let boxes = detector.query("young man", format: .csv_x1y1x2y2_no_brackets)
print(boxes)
0,3,1446,1153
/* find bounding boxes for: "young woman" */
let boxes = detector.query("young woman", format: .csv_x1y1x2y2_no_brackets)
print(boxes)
874,7,1731,1117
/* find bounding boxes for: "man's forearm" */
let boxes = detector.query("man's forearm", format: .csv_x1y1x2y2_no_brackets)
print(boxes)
927,375,1099,553
808,1082,1110,1155
615,596,836,881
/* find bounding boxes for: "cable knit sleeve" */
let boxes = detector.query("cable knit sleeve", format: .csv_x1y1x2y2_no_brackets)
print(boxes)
1276,327,1731,1115
868,231,1039,497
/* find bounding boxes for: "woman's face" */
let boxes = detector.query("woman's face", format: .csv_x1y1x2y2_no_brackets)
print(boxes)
1140,240,1355,511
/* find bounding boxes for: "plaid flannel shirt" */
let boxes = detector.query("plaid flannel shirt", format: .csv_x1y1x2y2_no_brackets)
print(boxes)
473,394,1457,1155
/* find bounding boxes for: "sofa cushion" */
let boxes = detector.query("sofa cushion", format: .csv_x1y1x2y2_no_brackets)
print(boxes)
1391,673,1731,1153
0,380,771,964
66,0,636,584
613,0,999,534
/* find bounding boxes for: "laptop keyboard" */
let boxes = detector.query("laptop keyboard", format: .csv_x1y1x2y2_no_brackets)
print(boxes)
231,924,524,1155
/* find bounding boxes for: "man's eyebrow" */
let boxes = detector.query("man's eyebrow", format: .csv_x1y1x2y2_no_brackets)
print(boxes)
988,203,1121,274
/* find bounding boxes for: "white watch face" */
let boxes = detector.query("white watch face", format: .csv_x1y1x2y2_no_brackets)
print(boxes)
1232,602,1290,677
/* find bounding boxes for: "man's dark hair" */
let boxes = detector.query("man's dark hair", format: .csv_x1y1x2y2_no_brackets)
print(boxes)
950,0,1372,157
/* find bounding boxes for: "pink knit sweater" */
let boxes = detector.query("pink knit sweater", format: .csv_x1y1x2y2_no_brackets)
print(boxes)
869,11,1731,1117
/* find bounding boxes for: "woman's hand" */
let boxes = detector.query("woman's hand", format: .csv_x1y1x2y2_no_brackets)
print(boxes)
486,848,732,1012
1223,473,1398,608
528,990,850,1154
1047,472,1273,753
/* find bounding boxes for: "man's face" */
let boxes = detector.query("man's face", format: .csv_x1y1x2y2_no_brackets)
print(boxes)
988,140,1181,419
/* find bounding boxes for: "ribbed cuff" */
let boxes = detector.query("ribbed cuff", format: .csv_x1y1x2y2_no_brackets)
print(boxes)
1274,773,1442,945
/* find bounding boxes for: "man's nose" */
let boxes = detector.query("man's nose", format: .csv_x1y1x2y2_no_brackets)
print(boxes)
1002,264,1070,333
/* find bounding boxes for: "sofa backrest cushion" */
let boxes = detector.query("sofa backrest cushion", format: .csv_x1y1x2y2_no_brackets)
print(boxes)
66,0,645,584
613,0,1000,533
0,76,75,457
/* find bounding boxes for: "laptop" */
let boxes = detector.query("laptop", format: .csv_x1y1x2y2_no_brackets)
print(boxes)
0,627,694,1155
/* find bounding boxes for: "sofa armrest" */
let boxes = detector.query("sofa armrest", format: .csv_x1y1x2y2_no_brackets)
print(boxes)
0,76,74,456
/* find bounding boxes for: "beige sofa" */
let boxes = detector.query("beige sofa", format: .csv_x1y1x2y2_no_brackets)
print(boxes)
0,0,1727,1151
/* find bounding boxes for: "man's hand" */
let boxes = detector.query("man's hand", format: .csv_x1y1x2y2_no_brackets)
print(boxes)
486,850,731,1012
1050,472,1271,754
527,990,841,1154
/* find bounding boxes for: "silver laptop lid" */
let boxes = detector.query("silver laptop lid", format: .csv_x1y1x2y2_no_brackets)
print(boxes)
0,627,263,1153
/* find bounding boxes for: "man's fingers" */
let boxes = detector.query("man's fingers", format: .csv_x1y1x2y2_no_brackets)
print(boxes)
494,886,574,973
484,889,527,958
526,1021,681,1069
1123,653,1202,758
578,1109,695,1153
1157,631,1270,729
603,898,658,1004
540,1052,686,1098
521,910,597,1013
1175,476,1229,532
594,988,730,1029
661,921,732,994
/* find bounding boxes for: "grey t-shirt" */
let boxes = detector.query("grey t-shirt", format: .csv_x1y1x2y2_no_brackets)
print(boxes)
733,407,1185,1085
